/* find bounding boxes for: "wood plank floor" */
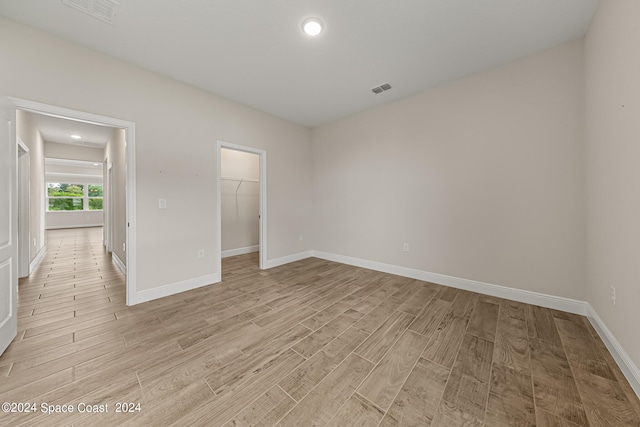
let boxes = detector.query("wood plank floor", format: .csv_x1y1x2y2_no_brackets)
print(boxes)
1,227,639,426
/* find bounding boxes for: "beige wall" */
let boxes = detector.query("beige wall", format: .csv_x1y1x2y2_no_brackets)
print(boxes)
44,142,103,162
584,0,640,370
15,110,45,262
312,40,586,300
45,163,103,180
104,128,126,265
46,211,103,230
0,17,313,291
221,148,259,253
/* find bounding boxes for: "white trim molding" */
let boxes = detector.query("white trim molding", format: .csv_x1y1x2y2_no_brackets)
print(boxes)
222,245,259,258
129,272,221,305
587,304,640,398
264,251,313,270
311,251,587,315
29,244,46,273
112,252,127,275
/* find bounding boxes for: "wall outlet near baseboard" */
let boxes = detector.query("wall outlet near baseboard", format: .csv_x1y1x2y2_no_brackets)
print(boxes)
198,249,205,259
299,234,304,241
403,243,410,252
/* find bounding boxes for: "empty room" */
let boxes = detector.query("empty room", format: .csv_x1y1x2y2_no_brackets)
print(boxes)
0,0,639,426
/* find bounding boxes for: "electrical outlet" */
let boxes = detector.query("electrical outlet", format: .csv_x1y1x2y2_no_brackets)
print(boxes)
610,286,616,306
299,234,304,241
403,243,410,252
159,199,167,209
197,249,205,259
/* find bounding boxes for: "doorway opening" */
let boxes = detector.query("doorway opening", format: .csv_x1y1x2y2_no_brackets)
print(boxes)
10,97,137,305
217,141,267,278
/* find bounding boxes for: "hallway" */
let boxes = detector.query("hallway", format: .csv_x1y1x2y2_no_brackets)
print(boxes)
16,227,126,338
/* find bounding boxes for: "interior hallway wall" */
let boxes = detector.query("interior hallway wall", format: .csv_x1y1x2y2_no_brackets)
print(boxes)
15,110,45,263
44,142,103,162
104,128,127,266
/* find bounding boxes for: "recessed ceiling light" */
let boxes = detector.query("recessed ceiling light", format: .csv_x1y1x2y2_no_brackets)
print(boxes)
70,134,82,140
302,18,323,36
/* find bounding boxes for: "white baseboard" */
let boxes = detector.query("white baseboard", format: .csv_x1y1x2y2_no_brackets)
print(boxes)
311,251,587,315
46,223,103,230
264,250,313,269
112,252,127,275
130,272,221,305
29,244,46,273
587,304,640,398
222,245,259,258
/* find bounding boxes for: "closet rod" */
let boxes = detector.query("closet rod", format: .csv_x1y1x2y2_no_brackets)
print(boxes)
221,176,259,183
221,176,259,194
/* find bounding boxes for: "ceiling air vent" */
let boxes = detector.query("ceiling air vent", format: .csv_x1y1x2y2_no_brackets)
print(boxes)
371,82,392,94
62,0,120,25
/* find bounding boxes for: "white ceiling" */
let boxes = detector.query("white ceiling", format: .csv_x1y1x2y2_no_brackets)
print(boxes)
31,113,113,148
1,0,599,127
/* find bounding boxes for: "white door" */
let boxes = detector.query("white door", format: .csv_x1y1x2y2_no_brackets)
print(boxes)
0,97,17,355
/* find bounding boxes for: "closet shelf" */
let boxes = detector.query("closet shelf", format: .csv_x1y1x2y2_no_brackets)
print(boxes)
221,176,259,194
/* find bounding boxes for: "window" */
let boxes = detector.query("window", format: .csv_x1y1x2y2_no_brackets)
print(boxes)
47,183,84,211
47,183,103,211
88,185,103,210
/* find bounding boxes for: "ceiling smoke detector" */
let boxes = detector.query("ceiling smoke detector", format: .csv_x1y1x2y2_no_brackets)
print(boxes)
371,82,392,94
62,0,120,25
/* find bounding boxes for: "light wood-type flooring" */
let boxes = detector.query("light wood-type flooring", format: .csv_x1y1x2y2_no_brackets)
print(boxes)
1,227,639,426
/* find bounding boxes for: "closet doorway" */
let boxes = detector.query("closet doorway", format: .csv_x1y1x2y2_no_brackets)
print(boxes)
216,141,267,277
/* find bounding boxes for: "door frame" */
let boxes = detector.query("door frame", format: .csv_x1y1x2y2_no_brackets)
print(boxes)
9,97,138,305
105,162,114,253
216,141,267,276
17,137,29,278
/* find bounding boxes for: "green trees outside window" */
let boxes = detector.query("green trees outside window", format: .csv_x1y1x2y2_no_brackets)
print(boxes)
47,183,103,211
88,185,103,211
89,198,103,210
